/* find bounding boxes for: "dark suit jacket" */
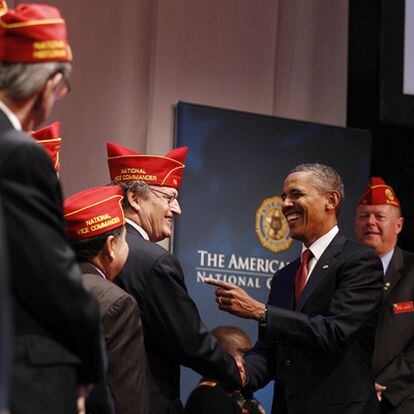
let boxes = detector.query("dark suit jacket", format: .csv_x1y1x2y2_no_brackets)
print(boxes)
373,247,414,413
116,223,242,414
0,111,104,414
245,233,383,414
0,197,11,412
81,263,149,414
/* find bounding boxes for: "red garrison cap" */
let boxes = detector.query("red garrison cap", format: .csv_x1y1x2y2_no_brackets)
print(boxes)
106,142,188,189
0,3,72,63
32,121,61,172
64,186,125,241
0,2,8,17
358,177,400,208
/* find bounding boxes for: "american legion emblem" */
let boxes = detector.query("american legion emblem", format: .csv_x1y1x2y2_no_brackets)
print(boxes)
255,196,292,253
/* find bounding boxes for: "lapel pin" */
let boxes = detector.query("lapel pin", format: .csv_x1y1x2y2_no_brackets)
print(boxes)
322,265,329,269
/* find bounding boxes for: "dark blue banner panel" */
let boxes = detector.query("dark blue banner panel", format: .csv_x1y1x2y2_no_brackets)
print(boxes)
174,102,371,412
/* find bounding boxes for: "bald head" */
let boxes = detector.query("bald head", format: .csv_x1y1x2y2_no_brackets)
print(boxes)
212,326,252,357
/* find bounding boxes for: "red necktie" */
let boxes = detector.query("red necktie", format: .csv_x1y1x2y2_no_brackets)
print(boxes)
295,249,313,304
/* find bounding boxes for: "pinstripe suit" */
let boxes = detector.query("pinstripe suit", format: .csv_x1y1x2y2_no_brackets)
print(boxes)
81,263,149,414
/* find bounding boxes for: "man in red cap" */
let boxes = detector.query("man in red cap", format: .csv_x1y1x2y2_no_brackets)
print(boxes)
0,4,103,414
65,186,149,414
107,142,244,414
32,121,62,173
355,177,414,413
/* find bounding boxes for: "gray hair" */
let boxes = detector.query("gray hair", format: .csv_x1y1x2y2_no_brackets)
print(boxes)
289,163,345,213
0,62,71,100
117,181,152,210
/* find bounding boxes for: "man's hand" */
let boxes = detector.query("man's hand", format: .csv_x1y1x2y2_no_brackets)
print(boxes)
77,384,93,414
204,278,265,320
375,382,386,401
233,354,247,387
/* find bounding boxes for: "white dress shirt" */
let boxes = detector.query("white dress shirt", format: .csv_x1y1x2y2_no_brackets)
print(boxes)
0,100,22,131
301,225,339,283
126,218,149,240
381,248,394,274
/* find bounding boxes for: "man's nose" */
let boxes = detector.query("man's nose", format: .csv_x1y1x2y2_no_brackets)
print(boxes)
171,199,182,216
367,213,376,225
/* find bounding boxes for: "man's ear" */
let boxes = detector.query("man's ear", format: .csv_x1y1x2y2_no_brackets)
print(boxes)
325,191,340,211
395,216,404,235
31,72,63,129
126,189,141,212
102,235,116,261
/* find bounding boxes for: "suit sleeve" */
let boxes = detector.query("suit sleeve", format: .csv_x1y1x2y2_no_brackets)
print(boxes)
0,197,11,411
103,293,149,414
263,248,383,354
244,336,277,391
1,139,103,383
145,253,242,387
376,332,414,407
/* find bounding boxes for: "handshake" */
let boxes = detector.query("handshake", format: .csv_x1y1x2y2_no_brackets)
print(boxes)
233,354,248,387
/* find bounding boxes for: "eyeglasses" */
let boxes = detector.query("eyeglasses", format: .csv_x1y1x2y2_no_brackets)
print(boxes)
150,187,178,206
54,75,71,101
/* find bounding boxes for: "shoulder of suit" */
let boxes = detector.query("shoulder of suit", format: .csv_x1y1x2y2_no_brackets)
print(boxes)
0,127,53,168
82,273,133,303
340,238,378,257
126,230,174,262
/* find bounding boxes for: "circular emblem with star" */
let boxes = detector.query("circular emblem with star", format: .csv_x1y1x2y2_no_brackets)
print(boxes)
255,196,292,253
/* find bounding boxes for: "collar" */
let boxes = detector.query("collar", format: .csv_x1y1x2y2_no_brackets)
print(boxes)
381,248,395,274
126,217,149,240
302,225,339,261
80,262,107,279
0,100,22,131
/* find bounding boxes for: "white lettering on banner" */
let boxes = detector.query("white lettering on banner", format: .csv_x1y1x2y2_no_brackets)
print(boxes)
195,249,289,290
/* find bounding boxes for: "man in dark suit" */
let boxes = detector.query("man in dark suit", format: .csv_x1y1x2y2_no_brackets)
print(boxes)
355,177,414,413
207,163,384,414
106,142,244,414
0,198,11,414
65,186,149,414
0,5,103,413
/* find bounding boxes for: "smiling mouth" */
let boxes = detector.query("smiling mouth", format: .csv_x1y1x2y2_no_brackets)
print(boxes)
285,213,302,224
364,231,380,236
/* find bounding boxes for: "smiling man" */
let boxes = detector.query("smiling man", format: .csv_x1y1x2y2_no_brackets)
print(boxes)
355,177,414,414
106,142,244,414
206,163,384,414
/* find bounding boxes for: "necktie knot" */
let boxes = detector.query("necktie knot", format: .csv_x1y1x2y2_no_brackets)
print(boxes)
301,249,312,264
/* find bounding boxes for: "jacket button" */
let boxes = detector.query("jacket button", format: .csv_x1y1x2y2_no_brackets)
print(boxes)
285,359,291,367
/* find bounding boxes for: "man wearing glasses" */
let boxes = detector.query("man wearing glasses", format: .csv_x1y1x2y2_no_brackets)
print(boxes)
0,4,103,414
107,142,245,414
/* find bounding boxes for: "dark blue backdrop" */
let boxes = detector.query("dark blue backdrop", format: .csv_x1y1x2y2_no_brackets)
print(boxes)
173,102,371,412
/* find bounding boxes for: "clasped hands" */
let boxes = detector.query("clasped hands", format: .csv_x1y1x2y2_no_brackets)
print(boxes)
204,278,266,388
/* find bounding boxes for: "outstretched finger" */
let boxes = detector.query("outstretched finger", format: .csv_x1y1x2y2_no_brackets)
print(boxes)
204,278,235,290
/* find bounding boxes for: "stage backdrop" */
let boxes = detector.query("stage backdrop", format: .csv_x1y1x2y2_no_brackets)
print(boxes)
174,102,371,412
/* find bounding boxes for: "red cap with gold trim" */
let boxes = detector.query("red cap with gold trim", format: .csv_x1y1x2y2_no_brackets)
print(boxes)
106,142,188,189
32,121,62,172
358,177,400,208
0,1,8,17
64,186,125,241
0,3,72,63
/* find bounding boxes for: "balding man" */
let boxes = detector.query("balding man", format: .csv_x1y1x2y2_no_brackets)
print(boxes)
185,326,265,414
